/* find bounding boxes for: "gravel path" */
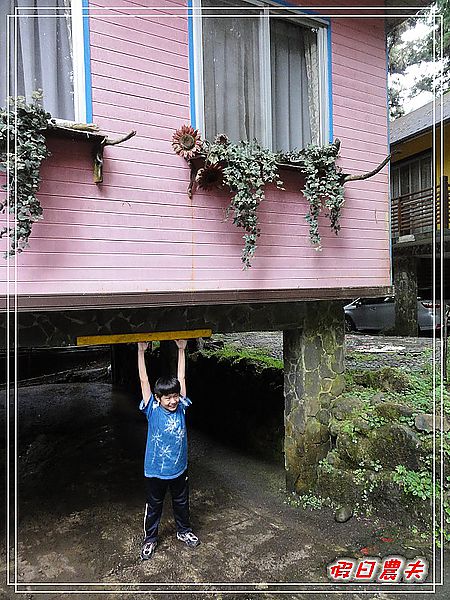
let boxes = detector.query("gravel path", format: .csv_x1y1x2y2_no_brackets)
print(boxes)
214,332,439,371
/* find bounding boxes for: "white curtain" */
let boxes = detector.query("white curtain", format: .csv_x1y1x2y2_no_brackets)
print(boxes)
0,0,74,120
304,27,320,146
202,0,263,142
270,19,319,151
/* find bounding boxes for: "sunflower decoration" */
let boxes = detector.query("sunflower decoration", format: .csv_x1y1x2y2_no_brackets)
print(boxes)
172,125,202,159
195,163,224,191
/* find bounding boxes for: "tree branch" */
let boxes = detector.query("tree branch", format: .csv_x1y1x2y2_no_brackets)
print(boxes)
104,130,137,146
343,154,391,183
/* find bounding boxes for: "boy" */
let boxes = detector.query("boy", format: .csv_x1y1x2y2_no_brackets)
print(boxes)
137,339,200,561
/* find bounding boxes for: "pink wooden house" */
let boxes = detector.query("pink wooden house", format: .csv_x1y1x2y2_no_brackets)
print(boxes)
0,0,392,311
0,0,405,491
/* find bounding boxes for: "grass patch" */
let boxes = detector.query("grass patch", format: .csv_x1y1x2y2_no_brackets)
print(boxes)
345,363,450,416
202,345,283,370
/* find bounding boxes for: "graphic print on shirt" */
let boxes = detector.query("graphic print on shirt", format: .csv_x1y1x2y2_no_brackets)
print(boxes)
164,413,185,465
174,427,185,464
159,444,172,471
164,415,179,435
150,411,185,470
151,431,162,465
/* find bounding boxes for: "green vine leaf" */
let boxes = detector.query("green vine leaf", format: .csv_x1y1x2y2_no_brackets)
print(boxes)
0,91,51,257
175,126,346,267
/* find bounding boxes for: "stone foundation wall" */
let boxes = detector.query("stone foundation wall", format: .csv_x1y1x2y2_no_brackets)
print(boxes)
1,302,307,349
284,301,345,493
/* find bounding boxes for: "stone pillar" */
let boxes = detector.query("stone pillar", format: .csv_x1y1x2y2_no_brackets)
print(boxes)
283,301,345,494
393,256,418,336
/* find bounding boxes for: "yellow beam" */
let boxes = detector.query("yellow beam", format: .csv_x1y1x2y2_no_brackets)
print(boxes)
77,329,212,347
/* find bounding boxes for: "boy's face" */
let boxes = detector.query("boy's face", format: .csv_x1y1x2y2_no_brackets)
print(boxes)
158,393,180,412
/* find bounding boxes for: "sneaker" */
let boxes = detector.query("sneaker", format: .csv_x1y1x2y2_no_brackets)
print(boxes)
176,531,200,548
141,539,157,560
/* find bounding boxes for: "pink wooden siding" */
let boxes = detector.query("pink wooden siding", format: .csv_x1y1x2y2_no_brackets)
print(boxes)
1,0,391,299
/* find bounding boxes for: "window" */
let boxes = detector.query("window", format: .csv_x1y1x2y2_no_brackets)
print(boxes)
0,0,90,122
391,153,432,199
391,153,432,235
192,0,329,151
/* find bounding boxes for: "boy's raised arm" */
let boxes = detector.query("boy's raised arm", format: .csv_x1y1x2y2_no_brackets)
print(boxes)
175,339,187,398
137,342,152,405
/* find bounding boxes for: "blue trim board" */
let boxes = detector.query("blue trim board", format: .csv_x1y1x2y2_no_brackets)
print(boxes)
327,22,334,142
187,0,196,127
82,0,93,123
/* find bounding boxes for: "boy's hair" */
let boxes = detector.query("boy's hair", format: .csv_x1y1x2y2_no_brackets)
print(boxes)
154,377,181,398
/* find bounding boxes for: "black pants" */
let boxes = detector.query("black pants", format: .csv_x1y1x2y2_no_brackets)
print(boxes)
143,470,191,542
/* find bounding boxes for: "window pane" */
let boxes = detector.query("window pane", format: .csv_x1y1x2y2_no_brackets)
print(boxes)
420,155,432,189
400,165,410,195
0,0,75,120
391,167,400,198
270,19,318,150
410,159,420,193
202,0,263,142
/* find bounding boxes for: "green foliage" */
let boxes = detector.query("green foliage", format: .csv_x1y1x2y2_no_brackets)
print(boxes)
277,140,345,248
204,137,283,268
392,465,434,500
201,344,283,370
285,491,334,510
0,91,51,256
318,458,334,474
345,362,450,416
187,133,345,267
392,363,450,416
388,1,450,116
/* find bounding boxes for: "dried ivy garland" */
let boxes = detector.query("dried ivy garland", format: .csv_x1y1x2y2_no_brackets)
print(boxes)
0,91,51,257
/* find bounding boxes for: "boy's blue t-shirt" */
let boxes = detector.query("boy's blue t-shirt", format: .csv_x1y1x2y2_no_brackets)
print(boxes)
139,394,191,479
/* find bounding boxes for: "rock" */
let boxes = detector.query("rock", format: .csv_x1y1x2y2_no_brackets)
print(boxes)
414,413,434,433
370,391,385,404
353,416,372,434
331,397,363,421
334,505,353,523
370,424,421,470
335,422,423,470
414,413,450,433
305,418,329,444
329,419,341,437
336,431,372,465
375,402,415,421
352,367,410,392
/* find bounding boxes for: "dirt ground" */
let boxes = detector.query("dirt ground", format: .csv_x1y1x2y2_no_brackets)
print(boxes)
1,335,449,599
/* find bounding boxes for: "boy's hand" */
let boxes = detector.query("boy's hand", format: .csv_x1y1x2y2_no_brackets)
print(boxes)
138,342,150,352
174,339,187,350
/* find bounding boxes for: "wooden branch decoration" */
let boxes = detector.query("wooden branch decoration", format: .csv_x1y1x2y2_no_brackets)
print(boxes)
93,130,137,184
342,154,391,183
104,130,137,147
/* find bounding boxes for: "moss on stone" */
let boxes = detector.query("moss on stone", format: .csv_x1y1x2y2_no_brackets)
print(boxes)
350,367,410,393
199,345,283,370
374,402,416,421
